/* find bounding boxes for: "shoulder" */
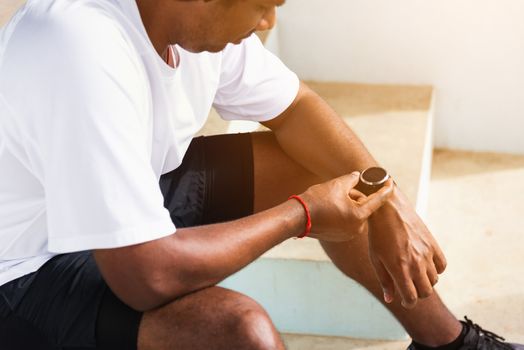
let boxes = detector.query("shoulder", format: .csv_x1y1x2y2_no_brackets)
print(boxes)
0,0,150,125
8,0,138,65
1,0,145,91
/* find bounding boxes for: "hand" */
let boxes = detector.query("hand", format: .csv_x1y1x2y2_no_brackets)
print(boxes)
301,172,393,242
367,185,447,308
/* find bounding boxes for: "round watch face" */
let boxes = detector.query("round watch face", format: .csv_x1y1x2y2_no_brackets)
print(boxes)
360,167,389,186
355,167,390,196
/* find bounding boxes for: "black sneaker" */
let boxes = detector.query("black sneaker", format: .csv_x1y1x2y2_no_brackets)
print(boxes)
407,316,524,350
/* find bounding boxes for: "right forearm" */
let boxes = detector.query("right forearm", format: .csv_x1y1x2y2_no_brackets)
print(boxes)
96,198,306,311
170,199,306,294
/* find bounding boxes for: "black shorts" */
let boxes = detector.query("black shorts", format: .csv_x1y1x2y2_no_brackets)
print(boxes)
0,133,255,350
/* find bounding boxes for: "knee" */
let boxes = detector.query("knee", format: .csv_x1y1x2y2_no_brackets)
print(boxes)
225,298,283,350
139,287,284,350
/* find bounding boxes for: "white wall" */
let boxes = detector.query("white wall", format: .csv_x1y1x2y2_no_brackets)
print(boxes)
277,0,524,154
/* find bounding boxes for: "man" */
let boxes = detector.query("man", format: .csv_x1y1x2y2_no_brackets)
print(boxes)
0,0,520,349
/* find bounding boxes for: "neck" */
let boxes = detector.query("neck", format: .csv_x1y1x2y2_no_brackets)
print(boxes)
136,0,171,56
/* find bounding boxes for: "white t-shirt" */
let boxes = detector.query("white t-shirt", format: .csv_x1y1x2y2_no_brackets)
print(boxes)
0,0,299,286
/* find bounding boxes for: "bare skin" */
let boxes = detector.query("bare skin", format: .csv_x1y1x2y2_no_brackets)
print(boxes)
138,286,286,350
136,0,283,55
94,0,463,348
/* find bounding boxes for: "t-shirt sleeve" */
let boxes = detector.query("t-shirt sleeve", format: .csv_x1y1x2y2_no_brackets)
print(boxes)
12,8,176,253
212,34,300,122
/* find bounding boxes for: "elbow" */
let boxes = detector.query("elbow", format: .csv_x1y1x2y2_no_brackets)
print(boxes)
126,264,211,312
131,267,197,312
119,272,184,312
94,236,218,312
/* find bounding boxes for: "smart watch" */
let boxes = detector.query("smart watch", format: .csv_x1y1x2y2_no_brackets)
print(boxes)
355,167,390,196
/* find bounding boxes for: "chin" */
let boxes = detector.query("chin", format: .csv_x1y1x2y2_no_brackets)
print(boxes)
204,45,228,53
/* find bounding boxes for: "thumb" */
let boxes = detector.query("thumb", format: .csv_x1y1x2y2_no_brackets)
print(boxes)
342,171,361,190
358,179,393,216
372,258,396,304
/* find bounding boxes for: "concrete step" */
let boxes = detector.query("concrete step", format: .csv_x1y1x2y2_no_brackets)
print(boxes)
219,81,435,340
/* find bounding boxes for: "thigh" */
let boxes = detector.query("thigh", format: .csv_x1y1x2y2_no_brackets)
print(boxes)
251,131,322,212
161,131,319,222
160,133,255,227
0,252,112,349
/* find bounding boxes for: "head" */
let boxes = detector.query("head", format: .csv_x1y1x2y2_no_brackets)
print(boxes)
138,0,285,54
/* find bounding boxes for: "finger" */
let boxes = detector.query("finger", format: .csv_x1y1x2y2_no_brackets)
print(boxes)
426,261,438,286
433,246,448,274
393,268,419,309
337,171,362,194
345,171,361,188
372,259,396,304
413,268,435,299
357,179,394,218
426,264,439,287
349,189,366,201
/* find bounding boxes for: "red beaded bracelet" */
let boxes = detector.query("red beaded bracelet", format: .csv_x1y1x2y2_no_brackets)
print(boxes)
288,195,312,238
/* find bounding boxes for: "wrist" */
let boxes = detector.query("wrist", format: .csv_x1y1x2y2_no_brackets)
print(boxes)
370,181,402,211
286,195,312,239
370,181,401,220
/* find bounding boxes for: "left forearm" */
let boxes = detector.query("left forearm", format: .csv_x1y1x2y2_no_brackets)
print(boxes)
263,83,447,308
263,82,379,181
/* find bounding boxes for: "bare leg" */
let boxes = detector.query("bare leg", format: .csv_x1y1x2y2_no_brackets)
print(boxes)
251,131,462,346
137,286,285,350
